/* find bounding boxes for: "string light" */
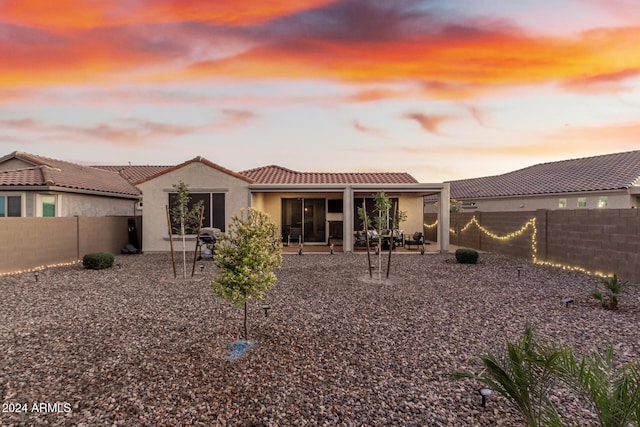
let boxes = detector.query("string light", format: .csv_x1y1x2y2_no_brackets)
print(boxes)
424,220,438,229
0,260,81,278
440,215,611,279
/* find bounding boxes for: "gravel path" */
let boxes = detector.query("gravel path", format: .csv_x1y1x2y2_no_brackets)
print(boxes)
1,252,639,426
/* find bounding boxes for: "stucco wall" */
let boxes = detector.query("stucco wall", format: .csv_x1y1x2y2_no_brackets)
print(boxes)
424,190,634,213
60,193,138,216
137,162,251,252
0,158,31,171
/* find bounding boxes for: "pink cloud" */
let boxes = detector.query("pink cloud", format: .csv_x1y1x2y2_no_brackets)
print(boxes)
402,112,453,135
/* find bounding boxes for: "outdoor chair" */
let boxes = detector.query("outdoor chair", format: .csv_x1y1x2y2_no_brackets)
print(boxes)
404,232,424,250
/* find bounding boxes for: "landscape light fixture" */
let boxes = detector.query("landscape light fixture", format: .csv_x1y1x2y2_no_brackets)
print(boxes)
479,387,492,408
262,304,271,317
562,297,574,308
34,271,39,282
199,264,205,273
517,265,523,280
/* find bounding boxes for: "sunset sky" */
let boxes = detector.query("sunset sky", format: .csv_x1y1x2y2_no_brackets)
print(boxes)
1,0,639,182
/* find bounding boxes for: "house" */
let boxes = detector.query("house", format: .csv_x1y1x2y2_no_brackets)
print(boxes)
424,150,640,213
101,159,451,253
0,151,451,253
0,151,140,217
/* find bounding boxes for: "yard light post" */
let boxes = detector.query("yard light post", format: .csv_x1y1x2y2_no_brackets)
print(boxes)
34,271,39,282
517,265,523,280
479,387,492,408
261,304,271,317
199,264,205,273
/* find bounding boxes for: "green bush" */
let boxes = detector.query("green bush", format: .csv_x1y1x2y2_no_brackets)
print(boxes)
82,252,115,270
455,248,479,264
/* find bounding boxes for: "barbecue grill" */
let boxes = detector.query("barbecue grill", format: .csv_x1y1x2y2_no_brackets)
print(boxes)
197,227,220,260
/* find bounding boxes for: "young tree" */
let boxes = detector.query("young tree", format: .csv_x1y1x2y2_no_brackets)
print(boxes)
212,208,283,342
169,181,203,279
358,191,406,280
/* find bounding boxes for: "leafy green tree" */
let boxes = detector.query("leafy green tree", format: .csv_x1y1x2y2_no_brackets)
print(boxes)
212,208,282,342
169,181,203,278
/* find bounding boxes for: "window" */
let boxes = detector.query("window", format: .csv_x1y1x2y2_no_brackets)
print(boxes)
41,195,57,217
0,195,21,217
558,198,567,209
577,197,587,208
598,196,608,208
168,192,225,233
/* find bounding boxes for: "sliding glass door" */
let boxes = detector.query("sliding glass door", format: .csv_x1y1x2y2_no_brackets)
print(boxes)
282,198,326,243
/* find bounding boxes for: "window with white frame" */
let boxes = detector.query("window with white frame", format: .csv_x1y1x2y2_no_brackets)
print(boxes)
558,198,567,208
598,196,608,208
577,197,587,208
0,195,22,217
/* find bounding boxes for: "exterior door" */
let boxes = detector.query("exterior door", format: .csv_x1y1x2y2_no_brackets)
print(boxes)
303,199,326,243
282,198,326,243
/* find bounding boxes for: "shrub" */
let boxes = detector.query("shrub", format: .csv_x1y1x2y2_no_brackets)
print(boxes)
455,248,479,264
82,252,115,270
591,273,632,310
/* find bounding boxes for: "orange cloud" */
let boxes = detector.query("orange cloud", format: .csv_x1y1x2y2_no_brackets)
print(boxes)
0,0,335,30
0,117,194,146
352,120,385,137
2,0,640,101
402,113,453,135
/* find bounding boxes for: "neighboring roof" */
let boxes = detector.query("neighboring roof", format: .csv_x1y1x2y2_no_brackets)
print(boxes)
448,150,640,199
0,151,141,197
126,156,254,185
241,165,418,185
93,165,173,184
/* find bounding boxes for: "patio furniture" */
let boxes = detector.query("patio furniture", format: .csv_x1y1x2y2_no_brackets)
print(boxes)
287,227,302,246
404,232,424,250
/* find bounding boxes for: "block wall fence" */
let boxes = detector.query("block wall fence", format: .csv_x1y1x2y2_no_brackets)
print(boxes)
424,209,640,283
0,216,141,274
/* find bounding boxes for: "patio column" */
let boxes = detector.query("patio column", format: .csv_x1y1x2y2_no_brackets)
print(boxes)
343,186,353,252
437,183,450,253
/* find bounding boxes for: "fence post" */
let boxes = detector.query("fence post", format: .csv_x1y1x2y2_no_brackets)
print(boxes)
535,209,548,262
477,211,482,251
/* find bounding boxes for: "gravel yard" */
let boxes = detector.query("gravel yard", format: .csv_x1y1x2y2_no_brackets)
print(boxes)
1,252,639,426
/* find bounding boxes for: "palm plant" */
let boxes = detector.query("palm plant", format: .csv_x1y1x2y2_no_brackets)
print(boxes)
452,323,568,427
555,346,640,427
592,274,631,310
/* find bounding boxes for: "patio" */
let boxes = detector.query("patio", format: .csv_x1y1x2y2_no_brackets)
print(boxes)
1,252,638,425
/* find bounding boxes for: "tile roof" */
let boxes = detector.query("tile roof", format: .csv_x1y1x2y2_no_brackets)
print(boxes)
0,151,141,197
241,165,418,185
98,157,254,185
93,165,173,184
448,150,640,199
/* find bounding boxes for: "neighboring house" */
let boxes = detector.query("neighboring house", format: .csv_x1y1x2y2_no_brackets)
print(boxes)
425,150,640,213
0,151,140,217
